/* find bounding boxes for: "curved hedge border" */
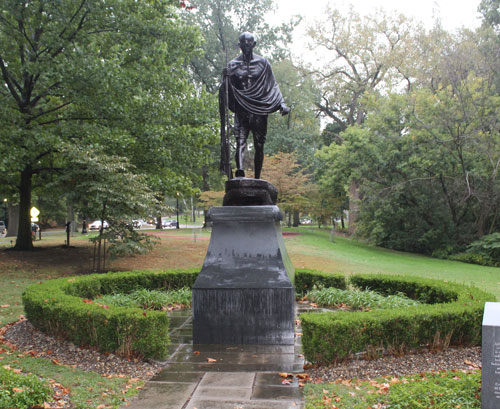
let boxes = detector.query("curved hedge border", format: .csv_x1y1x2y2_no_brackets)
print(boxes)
22,269,199,360
24,268,488,365
301,274,496,364
21,268,340,360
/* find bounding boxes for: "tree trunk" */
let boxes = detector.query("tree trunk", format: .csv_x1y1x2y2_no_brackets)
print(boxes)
156,215,162,229
348,181,360,235
292,210,300,227
15,167,34,250
67,202,76,234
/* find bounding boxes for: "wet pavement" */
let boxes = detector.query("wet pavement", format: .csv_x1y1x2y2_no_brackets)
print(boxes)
125,307,309,409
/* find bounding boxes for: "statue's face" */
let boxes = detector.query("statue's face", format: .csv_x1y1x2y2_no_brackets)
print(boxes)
239,34,255,55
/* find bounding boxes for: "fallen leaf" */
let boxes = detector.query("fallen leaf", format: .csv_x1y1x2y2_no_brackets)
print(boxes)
193,351,200,355
207,358,217,363
281,379,291,385
0,305,10,308
279,372,291,378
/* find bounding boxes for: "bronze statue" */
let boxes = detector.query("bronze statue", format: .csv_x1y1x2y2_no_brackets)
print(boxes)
220,32,290,179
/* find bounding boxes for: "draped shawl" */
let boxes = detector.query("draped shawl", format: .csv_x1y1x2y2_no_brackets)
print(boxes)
223,55,285,115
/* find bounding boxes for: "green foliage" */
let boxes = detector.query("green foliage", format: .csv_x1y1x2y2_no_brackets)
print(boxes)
0,0,213,250
99,288,192,310
182,0,296,93
466,232,500,263
0,366,52,409
449,252,498,267
301,274,495,364
306,287,420,310
295,269,346,296
22,269,200,360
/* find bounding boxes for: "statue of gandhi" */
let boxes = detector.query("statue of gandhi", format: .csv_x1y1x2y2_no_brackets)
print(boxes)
220,32,290,179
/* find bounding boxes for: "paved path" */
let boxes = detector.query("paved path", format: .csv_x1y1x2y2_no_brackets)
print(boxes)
126,308,307,409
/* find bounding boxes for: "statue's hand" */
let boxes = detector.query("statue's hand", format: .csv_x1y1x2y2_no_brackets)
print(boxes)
280,104,291,116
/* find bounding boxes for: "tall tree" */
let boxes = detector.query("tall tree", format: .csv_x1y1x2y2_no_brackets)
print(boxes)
307,6,419,129
182,0,297,93
0,0,207,250
265,59,321,164
306,6,421,233
261,152,311,226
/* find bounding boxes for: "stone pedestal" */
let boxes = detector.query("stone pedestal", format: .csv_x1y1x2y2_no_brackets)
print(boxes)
192,205,295,345
223,178,278,206
482,302,500,409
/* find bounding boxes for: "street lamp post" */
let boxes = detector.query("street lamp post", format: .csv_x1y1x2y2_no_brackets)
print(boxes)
3,199,7,230
176,193,180,229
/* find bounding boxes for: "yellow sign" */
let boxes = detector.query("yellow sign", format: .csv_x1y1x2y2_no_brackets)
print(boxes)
30,207,40,222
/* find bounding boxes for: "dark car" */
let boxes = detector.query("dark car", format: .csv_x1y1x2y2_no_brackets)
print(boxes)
162,219,178,228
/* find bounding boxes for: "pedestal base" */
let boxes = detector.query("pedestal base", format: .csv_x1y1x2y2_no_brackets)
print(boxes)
192,206,295,345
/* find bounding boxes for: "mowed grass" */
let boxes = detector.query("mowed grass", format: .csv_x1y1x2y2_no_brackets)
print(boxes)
284,228,500,299
0,226,498,408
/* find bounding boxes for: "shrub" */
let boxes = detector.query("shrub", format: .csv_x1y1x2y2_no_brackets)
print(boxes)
22,269,199,360
306,287,420,310
295,269,346,295
466,232,500,263
99,287,192,310
449,252,497,267
0,366,52,409
301,274,495,364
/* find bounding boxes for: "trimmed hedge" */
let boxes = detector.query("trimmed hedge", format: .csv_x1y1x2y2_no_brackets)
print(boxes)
301,274,495,364
294,269,346,295
22,268,330,360
22,269,199,360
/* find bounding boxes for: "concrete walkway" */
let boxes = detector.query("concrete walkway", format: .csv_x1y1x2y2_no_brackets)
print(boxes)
126,308,307,409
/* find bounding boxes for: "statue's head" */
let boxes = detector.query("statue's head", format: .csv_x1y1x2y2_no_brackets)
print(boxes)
239,32,256,54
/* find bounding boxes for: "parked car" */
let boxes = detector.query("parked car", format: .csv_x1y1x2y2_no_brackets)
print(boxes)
162,219,178,228
0,221,6,235
132,220,141,229
88,220,109,230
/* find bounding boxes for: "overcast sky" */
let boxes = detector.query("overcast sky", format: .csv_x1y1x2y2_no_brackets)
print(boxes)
267,0,482,62
271,0,482,31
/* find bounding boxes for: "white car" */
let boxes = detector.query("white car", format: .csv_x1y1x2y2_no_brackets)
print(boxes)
88,220,109,230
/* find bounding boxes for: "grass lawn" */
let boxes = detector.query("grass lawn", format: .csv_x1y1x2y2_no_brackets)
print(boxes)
285,228,500,299
0,226,498,407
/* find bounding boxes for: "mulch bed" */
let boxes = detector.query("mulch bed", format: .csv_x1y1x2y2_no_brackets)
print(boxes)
305,346,481,382
1,319,162,408
1,318,482,407
1,319,161,379
2,318,482,383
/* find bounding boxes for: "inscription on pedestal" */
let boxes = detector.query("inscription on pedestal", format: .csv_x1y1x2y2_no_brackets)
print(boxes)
482,302,500,409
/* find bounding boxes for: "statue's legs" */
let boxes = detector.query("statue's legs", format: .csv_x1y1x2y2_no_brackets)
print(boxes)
252,115,268,180
234,112,249,178
254,142,264,179
234,112,268,179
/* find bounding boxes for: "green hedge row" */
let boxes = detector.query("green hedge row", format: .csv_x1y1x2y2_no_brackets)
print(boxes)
294,269,346,295
22,269,199,360
301,274,495,364
21,268,332,360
